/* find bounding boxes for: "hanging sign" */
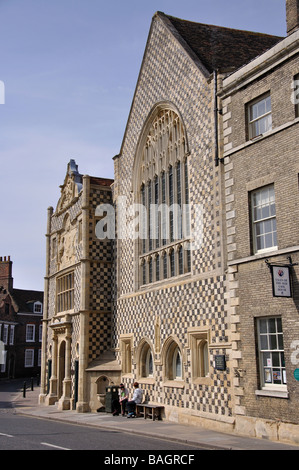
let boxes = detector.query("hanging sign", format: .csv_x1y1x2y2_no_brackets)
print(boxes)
271,265,292,298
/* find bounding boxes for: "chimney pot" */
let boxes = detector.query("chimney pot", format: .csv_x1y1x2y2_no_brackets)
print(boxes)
286,0,299,35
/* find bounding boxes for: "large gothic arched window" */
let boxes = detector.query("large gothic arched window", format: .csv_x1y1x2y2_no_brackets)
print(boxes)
136,107,191,286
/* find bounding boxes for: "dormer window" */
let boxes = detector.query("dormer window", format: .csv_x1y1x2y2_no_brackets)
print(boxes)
33,302,43,314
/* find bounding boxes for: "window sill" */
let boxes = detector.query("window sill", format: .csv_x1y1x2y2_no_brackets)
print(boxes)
223,117,299,158
255,389,289,399
137,377,155,385
163,380,185,389
192,376,212,386
227,245,299,267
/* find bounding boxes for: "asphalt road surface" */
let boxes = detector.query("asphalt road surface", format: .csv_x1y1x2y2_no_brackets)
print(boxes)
0,410,205,452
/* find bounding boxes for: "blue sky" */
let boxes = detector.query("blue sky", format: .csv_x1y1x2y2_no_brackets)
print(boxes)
0,0,287,290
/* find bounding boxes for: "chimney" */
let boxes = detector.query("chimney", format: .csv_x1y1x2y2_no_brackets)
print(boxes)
0,256,13,292
286,0,299,35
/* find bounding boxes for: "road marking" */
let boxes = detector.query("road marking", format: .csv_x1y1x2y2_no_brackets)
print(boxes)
40,442,71,450
0,432,13,438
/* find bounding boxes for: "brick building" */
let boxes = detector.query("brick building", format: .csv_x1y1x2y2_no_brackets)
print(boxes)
219,0,299,443
39,1,299,444
0,256,43,378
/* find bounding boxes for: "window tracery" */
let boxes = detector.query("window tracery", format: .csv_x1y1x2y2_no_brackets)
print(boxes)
137,108,191,286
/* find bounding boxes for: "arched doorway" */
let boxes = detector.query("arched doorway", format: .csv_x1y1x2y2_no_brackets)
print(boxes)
58,341,66,399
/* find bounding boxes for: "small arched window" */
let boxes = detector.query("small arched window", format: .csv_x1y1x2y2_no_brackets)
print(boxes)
173,347,182,379
164,339,183,381
140,342,154,378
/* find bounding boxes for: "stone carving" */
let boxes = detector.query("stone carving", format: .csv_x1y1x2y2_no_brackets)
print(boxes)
56,159,83,213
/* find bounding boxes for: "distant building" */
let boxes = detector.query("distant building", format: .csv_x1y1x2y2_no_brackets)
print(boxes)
0,256,43,378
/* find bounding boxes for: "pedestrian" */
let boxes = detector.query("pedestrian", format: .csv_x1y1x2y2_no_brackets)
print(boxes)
118,383,129,416
126,382,143,418
112,383,129,416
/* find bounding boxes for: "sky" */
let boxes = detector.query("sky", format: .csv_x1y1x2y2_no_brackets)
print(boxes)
0,0,287,291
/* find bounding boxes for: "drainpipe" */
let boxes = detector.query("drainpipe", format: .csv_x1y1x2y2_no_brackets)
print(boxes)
214,69,220,167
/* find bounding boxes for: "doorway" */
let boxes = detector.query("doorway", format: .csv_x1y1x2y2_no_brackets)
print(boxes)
58,341,66,399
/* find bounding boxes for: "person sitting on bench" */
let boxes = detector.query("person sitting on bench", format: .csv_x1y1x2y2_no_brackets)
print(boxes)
126,382,143,418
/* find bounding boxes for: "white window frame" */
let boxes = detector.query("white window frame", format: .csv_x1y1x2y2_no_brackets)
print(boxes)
257,316,287,391
251,184,277,254
26,324,35,342
248,93,272,139
25,349,34,368
9,325,15,345
3,324,8,345
33,302,43,314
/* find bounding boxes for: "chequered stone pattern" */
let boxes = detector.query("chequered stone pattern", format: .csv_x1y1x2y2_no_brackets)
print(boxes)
89,261,112,312
45,178,113,368
87,183,113,358
89,312,112,361
113,16,231,420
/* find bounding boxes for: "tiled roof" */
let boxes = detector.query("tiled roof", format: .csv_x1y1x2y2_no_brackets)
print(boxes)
90,176,114,187
160,12,283,73
12,288,43,313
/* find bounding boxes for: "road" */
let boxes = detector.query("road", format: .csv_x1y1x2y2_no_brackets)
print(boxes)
0,411,204,452
0,380,203,453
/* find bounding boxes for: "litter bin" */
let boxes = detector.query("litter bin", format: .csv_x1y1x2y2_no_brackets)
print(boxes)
105,386,119,413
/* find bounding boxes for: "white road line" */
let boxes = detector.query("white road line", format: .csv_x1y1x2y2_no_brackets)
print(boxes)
0,432,14,438
40,442,71,450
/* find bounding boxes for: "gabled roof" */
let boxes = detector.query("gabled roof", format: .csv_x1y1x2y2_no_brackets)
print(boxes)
159,12,283,73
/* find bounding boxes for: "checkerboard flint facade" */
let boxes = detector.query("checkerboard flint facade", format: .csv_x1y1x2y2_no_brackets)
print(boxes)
40,3,299,443
111,13,235,428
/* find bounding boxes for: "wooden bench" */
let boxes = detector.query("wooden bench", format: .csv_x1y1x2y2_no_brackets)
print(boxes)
136,403,164,421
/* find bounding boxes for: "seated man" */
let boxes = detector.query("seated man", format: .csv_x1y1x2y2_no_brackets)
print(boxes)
126,382,143,418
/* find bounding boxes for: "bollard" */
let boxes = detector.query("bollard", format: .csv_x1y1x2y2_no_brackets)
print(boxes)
23,381,26,398
31,377,34,391
36,374,40,387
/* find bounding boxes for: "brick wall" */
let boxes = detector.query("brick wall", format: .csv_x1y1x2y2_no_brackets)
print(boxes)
221,38,299,425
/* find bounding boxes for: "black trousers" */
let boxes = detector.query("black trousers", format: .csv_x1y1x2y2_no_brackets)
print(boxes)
112,398,128,414
120,398,128,415
126,400,137,414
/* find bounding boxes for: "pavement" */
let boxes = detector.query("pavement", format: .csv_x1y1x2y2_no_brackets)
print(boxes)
2,378,299,451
